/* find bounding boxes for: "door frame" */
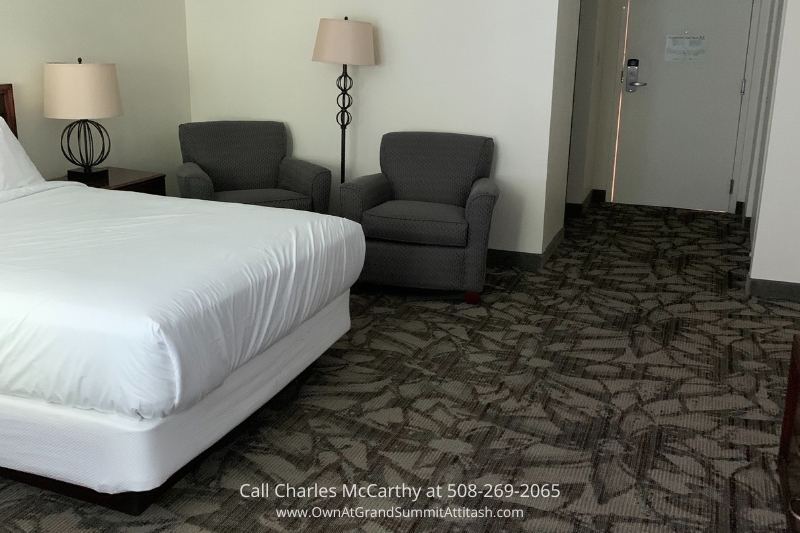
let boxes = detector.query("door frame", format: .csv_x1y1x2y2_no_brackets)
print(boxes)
748,0,787,247
745,0,787,226
732,0,786,217
589,0,781,213
730,0,761,213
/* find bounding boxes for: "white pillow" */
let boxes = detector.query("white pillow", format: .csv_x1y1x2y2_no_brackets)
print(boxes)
0,118,46,190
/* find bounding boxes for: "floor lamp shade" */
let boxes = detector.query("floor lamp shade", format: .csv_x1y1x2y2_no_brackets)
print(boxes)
44,63,122,120
312,18,375,66
43,62,123,183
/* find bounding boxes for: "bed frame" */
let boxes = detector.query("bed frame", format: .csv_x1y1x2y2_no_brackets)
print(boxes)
0,441,212,515
0,84,17,137
0,405,259,515
0,291,350,515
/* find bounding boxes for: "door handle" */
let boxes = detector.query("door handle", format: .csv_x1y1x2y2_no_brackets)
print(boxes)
625,59,648,92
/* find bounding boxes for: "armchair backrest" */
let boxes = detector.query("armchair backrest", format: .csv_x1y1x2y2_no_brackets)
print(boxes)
179,121,287,192
380,132,494,206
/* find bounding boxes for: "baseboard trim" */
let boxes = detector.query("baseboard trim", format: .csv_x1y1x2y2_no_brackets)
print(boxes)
487,249,541,271
488,228,564,272
747,276,800,302
564,203,584,219
542,227,564,266
565,190,593,219
566,189,606,219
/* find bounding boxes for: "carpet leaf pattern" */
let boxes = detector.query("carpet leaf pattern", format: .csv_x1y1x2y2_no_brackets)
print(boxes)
0,204,796,532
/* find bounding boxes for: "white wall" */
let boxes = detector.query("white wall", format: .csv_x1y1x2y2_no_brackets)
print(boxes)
543,0,581,247
0,0,191,194
185,0,565,255
750,0,799,284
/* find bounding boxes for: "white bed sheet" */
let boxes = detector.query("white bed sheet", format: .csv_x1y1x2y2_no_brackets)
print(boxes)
0,182,364,420
0,291,351,494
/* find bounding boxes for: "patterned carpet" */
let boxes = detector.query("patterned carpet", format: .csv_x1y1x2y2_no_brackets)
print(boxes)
1,203,798,532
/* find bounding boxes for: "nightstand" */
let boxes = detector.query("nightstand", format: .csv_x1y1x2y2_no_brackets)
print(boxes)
62,167,166,196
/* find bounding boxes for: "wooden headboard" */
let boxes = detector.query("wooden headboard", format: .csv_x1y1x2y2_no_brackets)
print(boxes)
0,84,18,138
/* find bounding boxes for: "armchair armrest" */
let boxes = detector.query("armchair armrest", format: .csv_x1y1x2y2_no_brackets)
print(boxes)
176,162,214,200
466,178,499,222
279,157,332,214
339,173,393,223
465,178,499,292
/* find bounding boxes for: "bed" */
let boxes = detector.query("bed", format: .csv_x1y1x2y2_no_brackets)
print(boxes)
0,116,365,513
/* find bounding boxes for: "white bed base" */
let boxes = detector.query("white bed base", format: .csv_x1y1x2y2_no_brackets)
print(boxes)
0,291,350,495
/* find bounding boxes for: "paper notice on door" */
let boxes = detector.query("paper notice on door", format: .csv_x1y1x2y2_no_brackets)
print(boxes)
665,35,706,61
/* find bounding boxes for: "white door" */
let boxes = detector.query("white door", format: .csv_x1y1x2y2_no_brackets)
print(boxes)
612,0,754,211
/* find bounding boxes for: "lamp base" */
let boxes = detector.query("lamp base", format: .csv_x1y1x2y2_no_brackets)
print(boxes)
67,167,109,185
61,119,112,184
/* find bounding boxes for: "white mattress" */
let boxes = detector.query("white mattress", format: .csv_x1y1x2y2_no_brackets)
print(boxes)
0,182,365,419
0,291,351,494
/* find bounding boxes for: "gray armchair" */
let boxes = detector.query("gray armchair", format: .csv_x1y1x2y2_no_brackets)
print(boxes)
177,121,331,213
340,132,498,302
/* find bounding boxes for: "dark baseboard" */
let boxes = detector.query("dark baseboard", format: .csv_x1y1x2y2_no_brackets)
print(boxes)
488,228,564,272
542,228,565,266
565,189,606,219
747,276,800,302
591,189,607,203
487,249,541,271
564,202,584,219
565,189,593,219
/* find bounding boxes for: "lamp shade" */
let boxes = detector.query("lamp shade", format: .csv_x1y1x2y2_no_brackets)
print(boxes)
312,18,375,66
43,63,122,120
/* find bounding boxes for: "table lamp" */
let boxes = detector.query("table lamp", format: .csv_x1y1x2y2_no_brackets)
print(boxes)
312,17,375,183
44,59,122,182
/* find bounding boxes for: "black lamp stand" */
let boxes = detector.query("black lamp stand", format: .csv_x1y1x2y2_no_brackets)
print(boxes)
63,119,111,183
335,63,353,184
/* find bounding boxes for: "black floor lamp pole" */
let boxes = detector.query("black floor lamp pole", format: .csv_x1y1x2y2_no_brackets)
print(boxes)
335,63,353,184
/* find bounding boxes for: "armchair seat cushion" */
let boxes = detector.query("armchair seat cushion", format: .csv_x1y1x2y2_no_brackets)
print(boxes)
362,200,468,247
213,188,312,211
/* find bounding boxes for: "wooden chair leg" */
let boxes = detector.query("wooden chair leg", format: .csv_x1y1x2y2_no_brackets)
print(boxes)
465,291,481,305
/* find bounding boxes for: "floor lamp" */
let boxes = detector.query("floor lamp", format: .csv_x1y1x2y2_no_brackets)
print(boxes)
312,17,375,184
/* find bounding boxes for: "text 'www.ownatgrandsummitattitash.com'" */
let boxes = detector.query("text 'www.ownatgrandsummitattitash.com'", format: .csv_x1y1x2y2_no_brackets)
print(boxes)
240,482,563,520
